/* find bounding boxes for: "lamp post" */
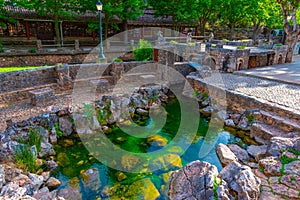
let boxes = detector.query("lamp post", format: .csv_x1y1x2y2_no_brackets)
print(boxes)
96,0,106,63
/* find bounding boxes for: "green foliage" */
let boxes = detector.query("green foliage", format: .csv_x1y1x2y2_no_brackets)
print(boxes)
83,103,94,121
28,48,36,53
211,44,217,48
259,166,264,173
0,48,4,53
291,176,297,182
222,38,228,42
15,145,37,173
15,128,43,173
133,39,153,61
213,176,221,200
275,43,283,46
202,92,209,101
28,128,42,152
246,114,255,124
237,46,246,49
188,42,196,46
113,57,123,62
55,122,63,138
287,148,300,156
170,40,178,44
193,90,200,98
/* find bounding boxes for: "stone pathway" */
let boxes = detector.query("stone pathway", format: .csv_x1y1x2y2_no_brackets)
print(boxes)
236,55,300,86
200,72,300,113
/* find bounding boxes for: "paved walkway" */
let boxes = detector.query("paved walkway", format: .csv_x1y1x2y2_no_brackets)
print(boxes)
201,73,300,113
235,55,300,85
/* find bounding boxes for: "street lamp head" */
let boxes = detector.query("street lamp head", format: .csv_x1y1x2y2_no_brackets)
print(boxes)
96,0,103,11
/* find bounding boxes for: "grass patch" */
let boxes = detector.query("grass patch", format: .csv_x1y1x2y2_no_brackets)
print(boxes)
213,176,222,200
170,40,178,44
55,122,63,138
15,145,37,173
0,66,43,73
259,166,265,173
15,128,42,173
202,92,209,101
237,46,246,49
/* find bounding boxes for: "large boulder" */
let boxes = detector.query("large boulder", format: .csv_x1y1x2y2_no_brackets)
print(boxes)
219,161,261,200
247,145,267,161
216,144,238,166
168,160,219,200
284,160,300,176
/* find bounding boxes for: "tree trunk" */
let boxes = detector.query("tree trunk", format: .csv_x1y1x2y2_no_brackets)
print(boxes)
252,20,261,43
123,19,128,44
284,23,300,63
54,16,61,46
284,33,298,63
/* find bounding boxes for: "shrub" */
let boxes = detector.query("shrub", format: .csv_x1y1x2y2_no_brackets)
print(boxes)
211,44,217,48
0,48,3,53
28,48,36,53
133,39,153,61
113,57,123,62
15,145,37,173
188,42,196,46
275,43,283,46
170,40,178,44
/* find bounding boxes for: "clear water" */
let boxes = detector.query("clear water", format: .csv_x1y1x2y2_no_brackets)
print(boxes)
52,97,249,200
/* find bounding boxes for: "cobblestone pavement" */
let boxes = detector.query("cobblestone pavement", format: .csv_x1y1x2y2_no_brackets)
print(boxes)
201,73,300,112
236,55,300,85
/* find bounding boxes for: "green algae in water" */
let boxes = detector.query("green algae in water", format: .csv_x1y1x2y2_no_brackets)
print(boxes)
52,97,250,200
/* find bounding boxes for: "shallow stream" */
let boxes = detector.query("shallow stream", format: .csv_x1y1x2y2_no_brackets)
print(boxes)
52,97,249,200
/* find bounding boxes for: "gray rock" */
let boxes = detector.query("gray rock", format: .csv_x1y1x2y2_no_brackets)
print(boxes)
168,160,218,200
49,127,57,144
46,160,58,170
0,166,5,190
259,156,282,176
219,161,261,200
237,116,250,131
39,142,55,158
247,145,267,161
28,173,43,191
57,186,82,200
80,168,101,194
201,97,211,107
37,126,49,143
136,108,148,115
267,137,294,157
284,160,300,176
228,144,250,163
200,106,214,117
46,177,62,189
292,138,300,152
225,119,235,127
216,144,238,166
30,145,38,158
0,182,27,199
33,187,52,200
59,116,73,136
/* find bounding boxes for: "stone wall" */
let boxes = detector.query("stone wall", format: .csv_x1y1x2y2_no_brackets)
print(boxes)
0,50,132,67
188,76,300,124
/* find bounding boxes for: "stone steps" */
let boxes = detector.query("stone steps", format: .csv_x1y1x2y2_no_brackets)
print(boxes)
250,122,285,144
255,110,300,134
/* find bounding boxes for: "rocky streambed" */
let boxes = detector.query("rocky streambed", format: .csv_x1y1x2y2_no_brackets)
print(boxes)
0,85,299,200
